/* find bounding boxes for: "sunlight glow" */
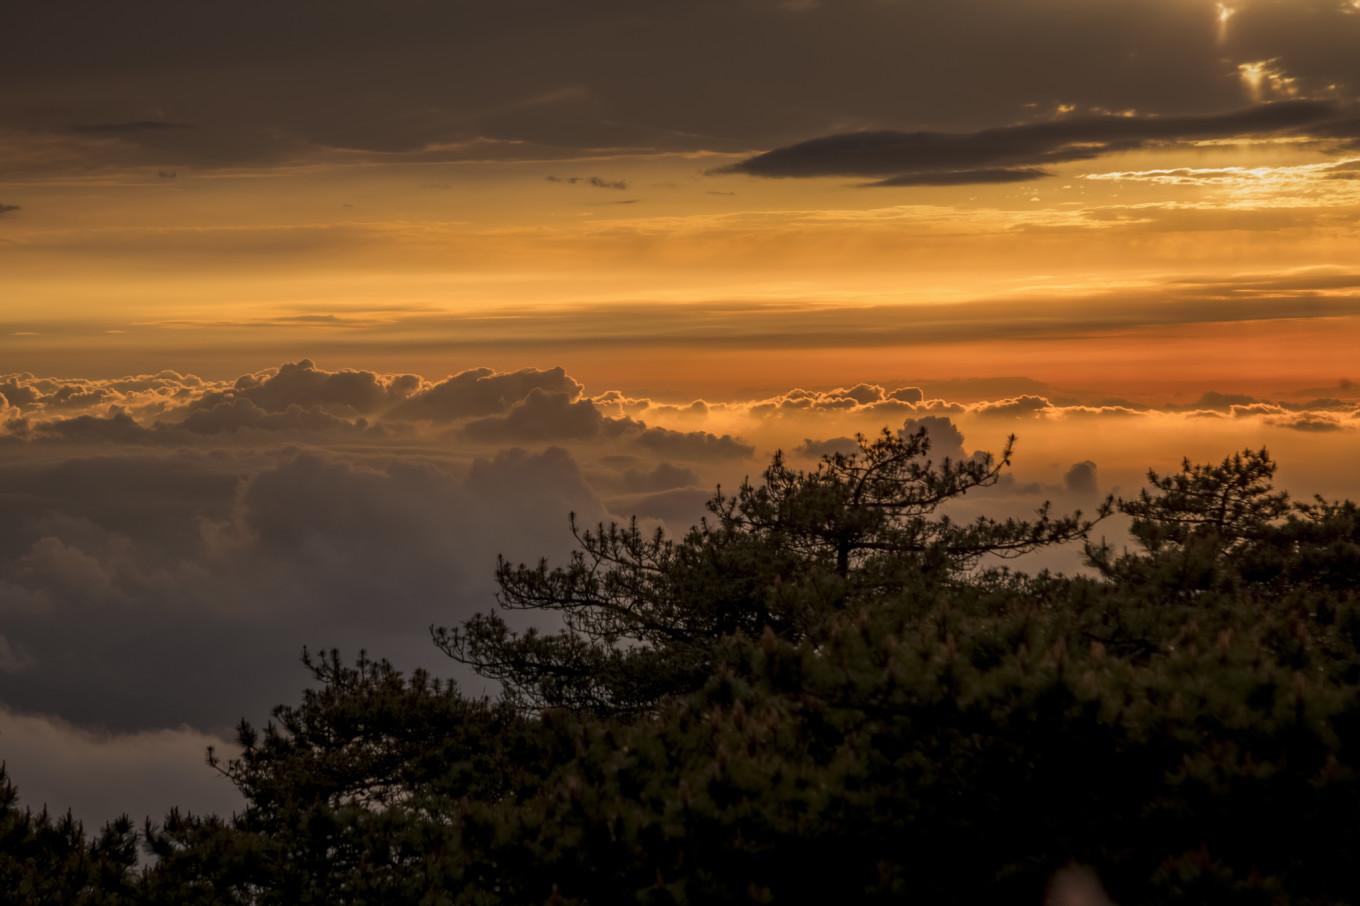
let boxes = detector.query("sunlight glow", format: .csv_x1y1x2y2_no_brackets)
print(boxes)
1217,3,1236,42
1237,59,1297,101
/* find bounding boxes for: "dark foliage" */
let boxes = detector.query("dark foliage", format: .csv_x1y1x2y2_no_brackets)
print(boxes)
5,437,1359,904
435,428,1105,713
0,765,138,904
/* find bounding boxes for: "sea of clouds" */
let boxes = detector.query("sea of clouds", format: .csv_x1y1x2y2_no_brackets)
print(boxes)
2,359,1357,828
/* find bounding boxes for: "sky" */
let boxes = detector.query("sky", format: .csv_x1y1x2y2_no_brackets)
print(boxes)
2,0,1360,829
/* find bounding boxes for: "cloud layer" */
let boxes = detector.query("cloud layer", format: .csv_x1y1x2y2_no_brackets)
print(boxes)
2,357,1357,830
5,1,1360,175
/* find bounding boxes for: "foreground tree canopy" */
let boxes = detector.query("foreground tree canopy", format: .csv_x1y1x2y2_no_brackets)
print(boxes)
6,432,1360,904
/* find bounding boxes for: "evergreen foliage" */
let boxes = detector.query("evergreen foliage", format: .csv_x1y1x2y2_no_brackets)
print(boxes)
5,437,1359,904
0,766,138,905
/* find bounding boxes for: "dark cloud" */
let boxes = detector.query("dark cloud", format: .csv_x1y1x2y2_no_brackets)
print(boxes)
546,175,629,190
461,392,756,460
866,167,1050,187
793,436,860,458
6,2,1360,173
0,446,608,735
1063,460,1100,496
0,204,19,215
221,358,416,415
173,397,372,436
0,381,39,408
901,416,967,462
635,426,754,461
615,462,700,493
606,487,711,530
4,410,157,444
1180,390,1263,411
1270,413,1351,432
723,101,1342,184
0,363,766,462
390,366,581,421
462,389,630,442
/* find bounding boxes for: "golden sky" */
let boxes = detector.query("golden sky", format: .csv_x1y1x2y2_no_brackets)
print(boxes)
2,0,1359,401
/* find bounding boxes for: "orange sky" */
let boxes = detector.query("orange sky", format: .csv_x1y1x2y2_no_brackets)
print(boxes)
2,0,1360,402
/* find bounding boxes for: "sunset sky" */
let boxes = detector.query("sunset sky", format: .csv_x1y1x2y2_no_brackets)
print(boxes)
4,0,1360,395
2,0,1359,829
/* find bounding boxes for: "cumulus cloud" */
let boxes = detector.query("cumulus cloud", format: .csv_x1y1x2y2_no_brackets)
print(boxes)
4,410,157,444
390,366,581,421
0,370,212,419
604,487,713,532
902,415,969,461
1177,390,1265,411
971,395,1055,419
751,384,930,417
2,358,1357,832
794,417,977,467
0,445,609,735
1269,413,1351,432
1064,460,1100,496
615,462,701,493
455,390,751,459
462,389,630,442
173,397,373,436
3,361,1356,459
635,426,754,460
220,358,418,414
793,436,861,458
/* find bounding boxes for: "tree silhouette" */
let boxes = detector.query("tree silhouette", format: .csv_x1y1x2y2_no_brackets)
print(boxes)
4,439,1360,904
435,427,1107,713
